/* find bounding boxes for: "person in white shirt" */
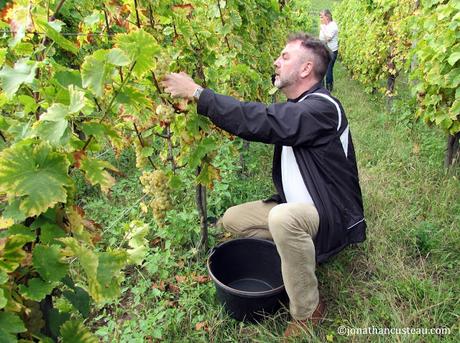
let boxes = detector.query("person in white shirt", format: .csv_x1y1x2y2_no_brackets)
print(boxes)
319,9,339,92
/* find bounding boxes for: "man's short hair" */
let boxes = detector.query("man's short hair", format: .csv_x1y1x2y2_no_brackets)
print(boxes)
287,32,332,81
320,9,333,21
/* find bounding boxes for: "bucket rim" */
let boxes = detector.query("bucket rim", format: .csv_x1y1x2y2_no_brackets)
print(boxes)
207,238,285,298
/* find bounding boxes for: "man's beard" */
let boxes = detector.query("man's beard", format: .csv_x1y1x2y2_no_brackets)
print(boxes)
274,70,301,89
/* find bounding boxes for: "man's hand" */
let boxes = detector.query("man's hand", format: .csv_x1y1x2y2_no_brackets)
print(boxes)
161,72,201,99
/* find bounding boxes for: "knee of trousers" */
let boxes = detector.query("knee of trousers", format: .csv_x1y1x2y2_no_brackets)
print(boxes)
267,205,299,242
220,206,240,232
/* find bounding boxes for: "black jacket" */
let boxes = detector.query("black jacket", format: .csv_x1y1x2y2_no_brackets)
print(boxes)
197,83,366,263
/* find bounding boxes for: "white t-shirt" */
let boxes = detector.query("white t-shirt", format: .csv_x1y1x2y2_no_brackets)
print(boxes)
319,21,339,52
281,146,314,204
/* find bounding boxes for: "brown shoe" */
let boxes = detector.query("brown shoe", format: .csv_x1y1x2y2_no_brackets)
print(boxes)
283,300,326,338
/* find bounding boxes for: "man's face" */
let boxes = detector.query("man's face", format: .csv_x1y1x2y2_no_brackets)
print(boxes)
273,41,310,90
320,14,328,25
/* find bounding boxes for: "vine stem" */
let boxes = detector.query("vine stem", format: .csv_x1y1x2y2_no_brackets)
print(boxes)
134,0,142,28
195,167,208,251
216,0,231,49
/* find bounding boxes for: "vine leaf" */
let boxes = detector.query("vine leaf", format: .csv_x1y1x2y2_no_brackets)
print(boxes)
0,234,34,273
18,278,57,301
69,85,86,113
32,245,68,282
81,50,112,98
37,86,86,144
79,156,117,193
59,238,128,303
0,58,37,98
0,312,27,342
35,19,78,55
81,48,130,97
126,221,149,265
0,289,6,309
115,29,160,77
60,320,98,343
0,142,72,218
63,287,90,318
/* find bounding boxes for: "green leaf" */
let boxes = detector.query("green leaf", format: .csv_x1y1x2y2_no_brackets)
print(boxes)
32,244,68,282
126,221,149,265
48,308,70,338
55,70,82,89
0,234,34,273
115,29,160,77
34,119,70,145
63,287,90,317
95,251,127,301
188,137,218,168
2,199,27,223
0,312,26,342
0,224,34,240
40,223,66,244
17,95,38,115
18,277,57,301
107,48,130,66
60,320,98,343
81,50,112,98
0,271,7,284
0,58,37,98
79,156,116,193
81,122,119,140
68,85,86,114
0,289,6,309
35,19,78,54
448,52,460,66
0,142,72,217
0,48,7,66
41,103,68,121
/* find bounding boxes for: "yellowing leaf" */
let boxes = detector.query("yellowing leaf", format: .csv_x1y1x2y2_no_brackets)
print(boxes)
115,29,160,78
0,217,14,229
0,142,71,217
60,320,98,343
79,156,116,193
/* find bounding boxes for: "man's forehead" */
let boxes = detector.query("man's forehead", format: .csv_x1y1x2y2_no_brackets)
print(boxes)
281,40,304,54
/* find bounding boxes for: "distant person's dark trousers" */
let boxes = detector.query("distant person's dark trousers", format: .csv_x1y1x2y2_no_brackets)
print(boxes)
325,49,338,92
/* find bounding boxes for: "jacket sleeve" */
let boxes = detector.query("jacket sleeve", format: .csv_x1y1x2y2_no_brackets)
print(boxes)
197,88,339,146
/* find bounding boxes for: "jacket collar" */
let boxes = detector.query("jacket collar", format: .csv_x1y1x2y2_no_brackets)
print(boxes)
287,82,324,103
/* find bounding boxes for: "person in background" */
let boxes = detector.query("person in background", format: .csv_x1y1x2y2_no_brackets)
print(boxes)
161,33,366,338
319,9,339,92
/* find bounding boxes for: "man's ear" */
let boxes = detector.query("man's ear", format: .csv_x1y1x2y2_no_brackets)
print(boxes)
300,61,313,79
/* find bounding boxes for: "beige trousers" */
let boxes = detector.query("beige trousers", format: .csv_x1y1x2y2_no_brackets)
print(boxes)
220,200,320,320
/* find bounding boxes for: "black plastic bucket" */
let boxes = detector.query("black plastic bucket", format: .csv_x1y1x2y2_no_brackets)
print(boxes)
207,238,287,322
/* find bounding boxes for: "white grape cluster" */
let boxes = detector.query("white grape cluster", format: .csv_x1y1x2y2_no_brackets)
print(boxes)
139,170,172,226
134,140,147,169
155,104,175,125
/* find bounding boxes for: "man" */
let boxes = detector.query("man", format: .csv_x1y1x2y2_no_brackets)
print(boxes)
319,9,339,92
161,33,366,337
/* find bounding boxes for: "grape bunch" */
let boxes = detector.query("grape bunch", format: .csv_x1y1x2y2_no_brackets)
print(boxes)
155,103,175,126
140,170,172,226
134,140,147,169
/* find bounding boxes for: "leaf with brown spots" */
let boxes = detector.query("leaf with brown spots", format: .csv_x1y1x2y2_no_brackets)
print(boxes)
195,321,209,332
151,280,165,291
175,275,186,283
192,274,210,284
167,283,180,294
